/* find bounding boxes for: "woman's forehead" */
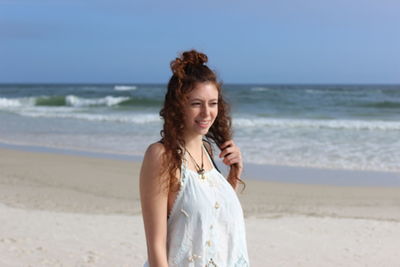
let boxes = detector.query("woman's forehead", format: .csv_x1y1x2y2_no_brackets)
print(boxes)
188,83,219,100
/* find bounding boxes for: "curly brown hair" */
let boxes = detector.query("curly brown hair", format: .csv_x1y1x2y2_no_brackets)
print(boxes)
159,49,245,192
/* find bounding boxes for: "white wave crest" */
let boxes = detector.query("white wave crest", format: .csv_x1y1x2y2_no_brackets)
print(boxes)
114,85,137,91
233,117,400,131
65,95,129,107
305,89,324,94
0,97,36,109
0,98,22,108
251,87,270,92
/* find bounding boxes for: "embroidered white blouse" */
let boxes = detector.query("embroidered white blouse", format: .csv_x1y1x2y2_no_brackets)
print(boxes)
144,144,249,266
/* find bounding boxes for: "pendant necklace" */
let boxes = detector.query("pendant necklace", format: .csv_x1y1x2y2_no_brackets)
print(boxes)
185,146,206,180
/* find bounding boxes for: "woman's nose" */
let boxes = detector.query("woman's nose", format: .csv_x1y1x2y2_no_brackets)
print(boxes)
201,104,210,116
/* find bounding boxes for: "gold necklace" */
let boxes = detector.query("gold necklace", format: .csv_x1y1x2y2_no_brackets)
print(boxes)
185,146,206,180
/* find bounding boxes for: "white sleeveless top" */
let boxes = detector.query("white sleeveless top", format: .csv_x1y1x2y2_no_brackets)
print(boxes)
144,144,249,266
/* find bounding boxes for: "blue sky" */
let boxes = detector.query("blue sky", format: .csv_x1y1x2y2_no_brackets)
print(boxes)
1,0,399,84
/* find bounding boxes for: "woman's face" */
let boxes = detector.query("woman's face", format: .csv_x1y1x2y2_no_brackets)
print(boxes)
183,82,219,138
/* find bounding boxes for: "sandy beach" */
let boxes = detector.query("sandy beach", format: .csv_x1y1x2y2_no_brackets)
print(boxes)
1,147,400,266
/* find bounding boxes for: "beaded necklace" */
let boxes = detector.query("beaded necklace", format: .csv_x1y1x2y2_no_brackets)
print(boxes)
185,146,206,180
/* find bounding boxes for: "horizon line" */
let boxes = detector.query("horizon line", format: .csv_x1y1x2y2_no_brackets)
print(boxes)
1,82,399,86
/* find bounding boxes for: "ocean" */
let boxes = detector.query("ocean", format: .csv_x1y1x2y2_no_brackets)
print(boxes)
0,83,399,173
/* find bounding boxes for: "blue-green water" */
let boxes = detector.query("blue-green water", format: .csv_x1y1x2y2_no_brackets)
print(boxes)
0,83,399,173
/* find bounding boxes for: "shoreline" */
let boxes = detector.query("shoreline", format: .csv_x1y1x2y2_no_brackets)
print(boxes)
1,146,400,221
1,141,399,187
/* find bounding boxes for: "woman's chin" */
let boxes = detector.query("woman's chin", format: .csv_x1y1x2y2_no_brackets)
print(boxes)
195,127,209,136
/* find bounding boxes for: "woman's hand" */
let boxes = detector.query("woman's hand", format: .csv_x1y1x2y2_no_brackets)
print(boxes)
219,140,243,177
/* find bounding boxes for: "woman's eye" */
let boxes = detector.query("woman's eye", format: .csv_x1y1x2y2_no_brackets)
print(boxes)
191,103,200,106
210,102,218,106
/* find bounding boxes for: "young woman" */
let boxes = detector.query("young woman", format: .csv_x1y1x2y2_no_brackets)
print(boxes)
140,50,249,266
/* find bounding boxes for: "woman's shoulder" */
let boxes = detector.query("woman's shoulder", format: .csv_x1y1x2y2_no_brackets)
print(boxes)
144,142,165,161
140,142,166,183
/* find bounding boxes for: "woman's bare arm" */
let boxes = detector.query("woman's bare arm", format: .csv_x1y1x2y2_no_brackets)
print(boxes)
140,143,169,267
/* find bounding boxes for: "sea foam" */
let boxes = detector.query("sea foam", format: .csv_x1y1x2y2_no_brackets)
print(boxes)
233,117,400,131
65,95,129,107
114,85,137,91
17,110,161,124
0,98,22,108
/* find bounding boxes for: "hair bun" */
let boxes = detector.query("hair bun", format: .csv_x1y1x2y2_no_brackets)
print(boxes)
170,50,208,79
182,50,208,65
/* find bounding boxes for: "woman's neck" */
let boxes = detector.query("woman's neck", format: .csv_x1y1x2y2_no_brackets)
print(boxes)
183,134,204,154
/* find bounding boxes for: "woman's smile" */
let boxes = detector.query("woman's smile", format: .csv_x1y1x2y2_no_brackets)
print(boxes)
195,120,211,128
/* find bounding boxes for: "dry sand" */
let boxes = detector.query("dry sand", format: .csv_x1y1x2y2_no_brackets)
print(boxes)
1,147,400,266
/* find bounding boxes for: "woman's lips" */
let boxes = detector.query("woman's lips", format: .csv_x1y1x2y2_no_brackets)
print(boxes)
196,120,210,128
